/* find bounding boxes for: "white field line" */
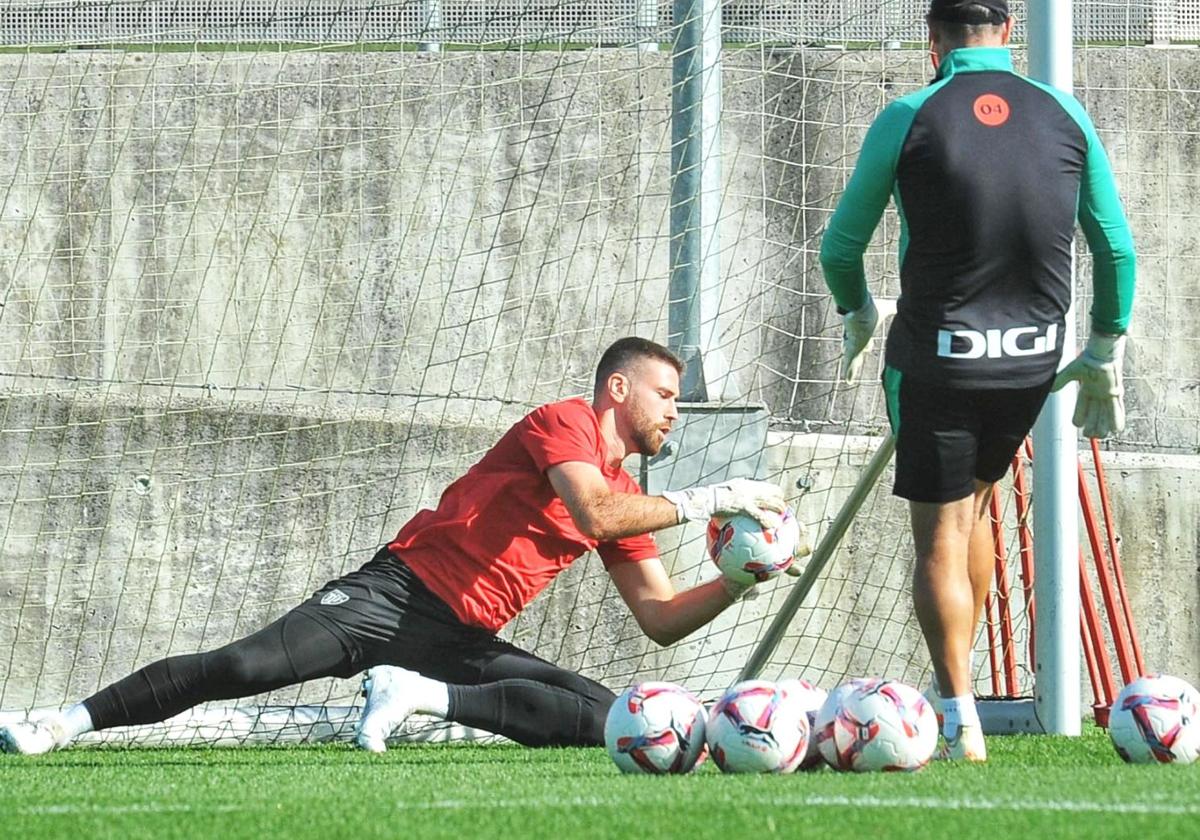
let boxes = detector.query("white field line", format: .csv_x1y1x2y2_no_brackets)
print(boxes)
17,793,1200,818
20,803,247,816
394,793,1200,817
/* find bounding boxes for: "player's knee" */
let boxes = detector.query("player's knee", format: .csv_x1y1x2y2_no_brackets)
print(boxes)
203,645,265,690
550,672,616,709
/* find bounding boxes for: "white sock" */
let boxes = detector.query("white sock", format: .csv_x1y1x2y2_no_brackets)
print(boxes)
412,675,450,718
941,694,979,739
61,703,95,740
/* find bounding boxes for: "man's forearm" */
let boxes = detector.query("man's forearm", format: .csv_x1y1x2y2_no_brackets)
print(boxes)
641,577,741,648
582,492,679,542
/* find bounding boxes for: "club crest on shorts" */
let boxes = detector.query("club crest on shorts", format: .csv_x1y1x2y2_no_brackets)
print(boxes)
320,588,350,606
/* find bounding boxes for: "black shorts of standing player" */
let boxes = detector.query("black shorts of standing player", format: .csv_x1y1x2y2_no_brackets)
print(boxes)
882,367,1056,503
82,550,614,747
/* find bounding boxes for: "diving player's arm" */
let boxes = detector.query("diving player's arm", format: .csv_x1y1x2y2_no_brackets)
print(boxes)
606,558,745,647
546,461,785,542
547,461,775,646
548,461,678,540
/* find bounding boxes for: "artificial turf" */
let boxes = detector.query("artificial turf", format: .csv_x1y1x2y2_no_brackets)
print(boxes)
1,724,1196,840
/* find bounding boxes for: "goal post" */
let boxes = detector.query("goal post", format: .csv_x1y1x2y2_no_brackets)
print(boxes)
1027,0,1082,738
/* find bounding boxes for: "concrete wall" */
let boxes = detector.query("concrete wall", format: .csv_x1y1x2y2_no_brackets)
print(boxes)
0,47,1197,720
3,48,1191,438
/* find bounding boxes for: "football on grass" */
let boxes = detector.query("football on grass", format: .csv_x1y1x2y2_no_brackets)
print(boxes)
706,679,810,773
604,682,707,774
778,678,828,769
815,678,937,772
706,509,801,585
1108,674,1200,764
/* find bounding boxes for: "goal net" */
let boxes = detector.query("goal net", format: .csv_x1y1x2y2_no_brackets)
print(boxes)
0,0,1160,745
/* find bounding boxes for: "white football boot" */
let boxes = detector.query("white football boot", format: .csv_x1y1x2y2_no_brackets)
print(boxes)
355,666,420,753
936,724,988,762
0,714,70,755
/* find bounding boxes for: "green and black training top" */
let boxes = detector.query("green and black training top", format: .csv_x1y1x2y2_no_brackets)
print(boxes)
820,47,1136,388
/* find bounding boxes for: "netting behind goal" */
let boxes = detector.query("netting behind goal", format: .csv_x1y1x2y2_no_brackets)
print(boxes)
0,1,1178,744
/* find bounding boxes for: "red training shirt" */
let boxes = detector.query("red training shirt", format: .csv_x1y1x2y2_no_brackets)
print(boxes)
388,398,659,632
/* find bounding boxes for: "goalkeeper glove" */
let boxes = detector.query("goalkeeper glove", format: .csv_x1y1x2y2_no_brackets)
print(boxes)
1052,332,1126,439
785,517,812,576
719,576,756,602
841,297,880,384
662,478,785,529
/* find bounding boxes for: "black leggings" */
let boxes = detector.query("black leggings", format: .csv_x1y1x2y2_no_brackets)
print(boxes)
83,553,614,747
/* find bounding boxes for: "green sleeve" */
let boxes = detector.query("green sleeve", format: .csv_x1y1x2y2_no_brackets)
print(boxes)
1076,115,1137,334
1045,87,1137,334
819,101,917,313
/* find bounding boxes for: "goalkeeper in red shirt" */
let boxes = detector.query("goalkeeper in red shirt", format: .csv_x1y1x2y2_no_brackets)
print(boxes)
1,337,804,754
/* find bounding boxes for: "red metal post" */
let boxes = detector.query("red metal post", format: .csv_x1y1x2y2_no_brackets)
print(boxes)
989,493,1019,696
1078,461,1136,683
1079,551,1118,710
1011,446,1037,672
984,592,1002,696
1089,437,1147,678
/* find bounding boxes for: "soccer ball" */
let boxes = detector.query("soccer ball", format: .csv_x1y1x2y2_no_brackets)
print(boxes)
815,678,937,772
706,509,802,585
779,678,828,769
605,682,707,774
813,677,879,768
706,680,810,773
1108,674,1200,765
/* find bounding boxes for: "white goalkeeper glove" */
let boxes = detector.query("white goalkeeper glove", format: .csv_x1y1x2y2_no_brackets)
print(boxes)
1052,332,1126,439
841,297,880,384
788,518,812,573
662,478,786,529
719,576,756,602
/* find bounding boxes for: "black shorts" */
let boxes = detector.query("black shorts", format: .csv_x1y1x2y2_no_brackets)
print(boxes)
883,367,1054,503
292,549,602,693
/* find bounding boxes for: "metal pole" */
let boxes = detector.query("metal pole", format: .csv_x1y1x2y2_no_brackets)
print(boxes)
638,0,659,51
418,0,442,53
670,0,724,400
738,435,896,681
1028,0,1081,737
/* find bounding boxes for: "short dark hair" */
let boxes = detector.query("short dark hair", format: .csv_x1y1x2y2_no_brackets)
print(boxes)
927,0,1008,25
927,16,1007,45
593,337,684,395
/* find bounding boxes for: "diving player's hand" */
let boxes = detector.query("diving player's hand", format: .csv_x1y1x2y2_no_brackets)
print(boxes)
1052,332,1126,439
783,517,812,577
662,479,785,529
841,297,880,383
719,575,756,602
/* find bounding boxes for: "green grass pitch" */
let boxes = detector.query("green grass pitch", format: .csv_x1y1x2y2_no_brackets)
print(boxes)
2,724,1196,840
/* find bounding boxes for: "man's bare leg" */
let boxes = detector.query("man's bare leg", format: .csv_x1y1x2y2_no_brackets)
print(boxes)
911,480,993,761
967,481,997,634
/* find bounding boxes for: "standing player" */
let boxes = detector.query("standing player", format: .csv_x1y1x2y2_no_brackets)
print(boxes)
819,0,1136,761
0,337,806,754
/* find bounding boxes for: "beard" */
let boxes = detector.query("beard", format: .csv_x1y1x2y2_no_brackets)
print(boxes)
629,404,667,456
